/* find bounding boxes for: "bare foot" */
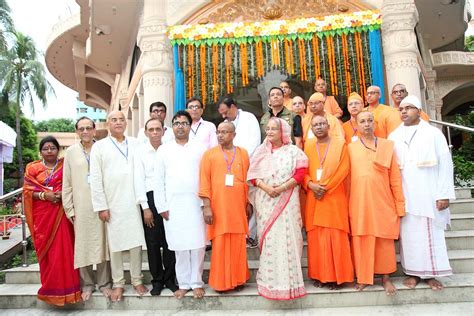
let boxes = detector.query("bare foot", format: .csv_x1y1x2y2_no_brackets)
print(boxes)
100,287,112,299
313,280,323,288
355,283,368,291
110,287,124,302
328,282,342,290
174,289,190,299
403,276,420,289
193,287,205,299
426,278,444,291
133,284,149,296
382,275,397,296
81,290,93,301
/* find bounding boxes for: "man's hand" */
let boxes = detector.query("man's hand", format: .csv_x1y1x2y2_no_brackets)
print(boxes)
143,208,154,228
203,206,213,225
246,203,253,219
99,210,110,222
160,211,170,221
436,199,449,211
308,182,326,200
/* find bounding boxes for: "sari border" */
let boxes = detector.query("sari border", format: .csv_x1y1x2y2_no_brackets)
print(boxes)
257,284,307,301
38,291,82,306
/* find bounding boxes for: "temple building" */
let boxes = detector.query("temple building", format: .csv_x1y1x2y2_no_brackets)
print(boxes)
45,0,473,136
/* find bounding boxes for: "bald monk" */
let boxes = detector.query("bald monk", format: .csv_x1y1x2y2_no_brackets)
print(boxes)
199,121,251,292
304,115,354,290
348,111,405,295
342,92,365,144
302,92,345,145
314,78,343,119
365,85,402,138
391,83,430,122
292,96,307,118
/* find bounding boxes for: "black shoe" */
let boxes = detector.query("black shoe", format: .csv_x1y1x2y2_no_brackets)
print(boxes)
150,285,163,296
165,281,179,293
246,237,258,248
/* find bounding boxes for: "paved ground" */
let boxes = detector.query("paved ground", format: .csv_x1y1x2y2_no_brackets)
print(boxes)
2,302,474,315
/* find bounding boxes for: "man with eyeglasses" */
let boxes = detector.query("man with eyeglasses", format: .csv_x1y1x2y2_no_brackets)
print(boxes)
185,97,217,149
389,95,454,291
391,84,430,121
348,111,405,296
154,111,207,299
62,116,112,301
365,85,401,138
138,101,174,144
90,111,148,302
133,118,178,296
302,92,344,146
199,121,251,292
303,115,353,290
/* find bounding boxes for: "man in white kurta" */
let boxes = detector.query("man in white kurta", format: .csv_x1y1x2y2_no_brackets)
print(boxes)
155,110,207,299
186,97,218,149
90,111,147,302
137,101,174,144
62,117,111,301
389,95,455,291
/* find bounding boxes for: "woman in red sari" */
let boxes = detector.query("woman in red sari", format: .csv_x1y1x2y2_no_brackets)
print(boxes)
23,136,81,306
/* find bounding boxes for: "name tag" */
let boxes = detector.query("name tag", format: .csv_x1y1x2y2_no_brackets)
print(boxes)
351,135,358,142
225,174,234,187
316,169,323,181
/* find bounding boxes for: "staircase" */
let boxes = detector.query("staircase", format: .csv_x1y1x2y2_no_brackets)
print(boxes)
0,188,473,311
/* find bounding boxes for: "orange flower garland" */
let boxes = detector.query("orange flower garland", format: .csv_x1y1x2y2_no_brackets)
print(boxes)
240,43,249,86
200,45,207,105
355,32,367,100
256,41,264,78
187,45,195,98
298,39,307,81
342,34,351,97
212,44,219,102
225,43,233,94
312,36,321,79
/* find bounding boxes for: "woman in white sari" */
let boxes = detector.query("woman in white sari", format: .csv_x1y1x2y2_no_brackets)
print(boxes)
247,117,308,300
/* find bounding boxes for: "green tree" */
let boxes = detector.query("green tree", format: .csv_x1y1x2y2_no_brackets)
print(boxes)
1,107,38,190
0,0,13,52
453,111,474,186
0,31,53,185
465,35,474,52
34,118,75,133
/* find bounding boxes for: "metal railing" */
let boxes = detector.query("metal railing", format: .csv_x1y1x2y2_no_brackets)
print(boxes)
429,119,474,151
0,188,28,267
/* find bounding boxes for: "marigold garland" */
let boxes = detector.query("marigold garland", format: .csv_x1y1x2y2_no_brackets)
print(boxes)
240,43,249,86
200,45,207,105
341,34,351,97
225,43,233,93
212,44,218,101
187,45,194,98
256,41,264,78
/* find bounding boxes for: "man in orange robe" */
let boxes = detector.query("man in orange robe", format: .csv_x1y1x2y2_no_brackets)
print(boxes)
342,92,365,144
303,115,354,289
348,111,405,295
365,85,402,138
302,92,345,147
314,78,343,119
199,121,250,292
391,83,430,121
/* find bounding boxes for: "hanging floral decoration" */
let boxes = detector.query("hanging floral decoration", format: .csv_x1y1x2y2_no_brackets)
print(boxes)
169,10,381,105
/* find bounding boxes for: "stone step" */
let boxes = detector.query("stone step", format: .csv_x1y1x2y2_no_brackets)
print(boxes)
5,249,473,284
449,199,474,214
455,187,472,199
449,213,474,231
0,273,473,310
445,230,474,250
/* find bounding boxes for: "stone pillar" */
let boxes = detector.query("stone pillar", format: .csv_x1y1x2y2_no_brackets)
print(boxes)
137,0,174,126
381,0,422,105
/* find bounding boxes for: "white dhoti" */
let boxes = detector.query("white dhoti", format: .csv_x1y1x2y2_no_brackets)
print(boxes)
175,248,206,289
400,213,452,278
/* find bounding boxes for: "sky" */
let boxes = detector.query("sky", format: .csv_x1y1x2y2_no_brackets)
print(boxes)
9,0,79,122
7,0,474,122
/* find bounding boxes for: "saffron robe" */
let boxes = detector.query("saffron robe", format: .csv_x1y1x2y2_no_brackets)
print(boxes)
342,119,382,144
348,138,405,284
303,138,354,284
365,104,402,139
324,96,343,117
199,146,250,291
302,112,345,145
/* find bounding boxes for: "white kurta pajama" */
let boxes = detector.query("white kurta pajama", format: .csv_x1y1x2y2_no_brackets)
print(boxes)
389,120,455,278
90,136,146,287
155,140,207,289
62,142,111,291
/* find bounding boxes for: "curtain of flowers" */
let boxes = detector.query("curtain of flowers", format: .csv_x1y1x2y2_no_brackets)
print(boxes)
169,10,383,108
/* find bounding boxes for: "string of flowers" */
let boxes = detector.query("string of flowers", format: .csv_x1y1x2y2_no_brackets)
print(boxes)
341,34,352,97
200,45,207,105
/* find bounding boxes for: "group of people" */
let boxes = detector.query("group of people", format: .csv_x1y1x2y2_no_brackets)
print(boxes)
22,78,455,306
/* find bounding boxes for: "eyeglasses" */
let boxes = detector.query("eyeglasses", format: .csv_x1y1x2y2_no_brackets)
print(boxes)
187,105,202,110
172,121,190,127
41,146,58,152
147,127,162,133
399,105,419,112
367,91,380,95
77,126,94,132
392,89,407,95
151,109,166,114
